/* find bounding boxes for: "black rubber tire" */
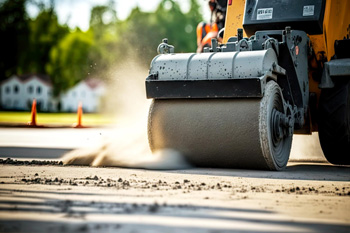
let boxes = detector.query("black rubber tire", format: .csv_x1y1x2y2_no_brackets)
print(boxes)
318,78,350,165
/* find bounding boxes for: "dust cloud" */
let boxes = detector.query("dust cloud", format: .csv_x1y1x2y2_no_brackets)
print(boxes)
62,58,191,170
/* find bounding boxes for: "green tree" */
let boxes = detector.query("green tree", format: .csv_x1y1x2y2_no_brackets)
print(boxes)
155,0,202,52
88,3,120,79
117,0,203,66
25,6,69,74
46,29,94,96
0,0,30,80
1,0,203,96
118,7,159,63
47,2,120,96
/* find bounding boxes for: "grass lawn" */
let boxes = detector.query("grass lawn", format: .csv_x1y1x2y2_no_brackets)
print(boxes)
0,111,116,126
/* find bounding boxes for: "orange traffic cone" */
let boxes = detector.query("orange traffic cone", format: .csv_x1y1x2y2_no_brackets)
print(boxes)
28,99,37,126
74,101,84,128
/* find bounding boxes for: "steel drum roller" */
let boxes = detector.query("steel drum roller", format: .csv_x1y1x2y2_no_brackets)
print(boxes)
148,81,293,170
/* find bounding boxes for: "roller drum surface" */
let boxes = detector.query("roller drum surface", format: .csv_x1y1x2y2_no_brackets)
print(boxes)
148,82,292,170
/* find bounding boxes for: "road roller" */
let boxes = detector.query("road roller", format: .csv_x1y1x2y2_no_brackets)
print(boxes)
145,0,350,170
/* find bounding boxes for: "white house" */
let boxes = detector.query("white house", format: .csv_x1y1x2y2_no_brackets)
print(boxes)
59,78,105,113
60,79,105,112
0,74,54,111
1,75,105,112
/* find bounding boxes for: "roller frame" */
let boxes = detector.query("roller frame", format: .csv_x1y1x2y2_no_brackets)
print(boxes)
146,28,309,131
146,76,265,99
145,28,312,170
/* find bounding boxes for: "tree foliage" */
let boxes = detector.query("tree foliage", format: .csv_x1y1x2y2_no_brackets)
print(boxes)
46,30,94,96
119,0,202,65
0,0,30,78
88,4,119,79
26,8,69,74
0,0,203,95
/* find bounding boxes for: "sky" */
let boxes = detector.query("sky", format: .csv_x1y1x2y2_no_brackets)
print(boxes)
26,0,211,31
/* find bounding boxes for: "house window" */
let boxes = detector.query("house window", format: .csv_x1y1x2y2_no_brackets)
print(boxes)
28,86,33,94
5,86,10,94
82,91,85,97
14,85,19,94
37,86,41,94
72,91,76,97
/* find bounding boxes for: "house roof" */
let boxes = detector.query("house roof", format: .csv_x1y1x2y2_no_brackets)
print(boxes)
2,75,104,90
84,78,104,89
19,74,52,86
1,74,52,86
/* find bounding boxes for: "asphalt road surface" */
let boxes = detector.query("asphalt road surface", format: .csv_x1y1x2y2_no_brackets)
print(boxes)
0,127,327,161
0,127,116,159
0,127,349,233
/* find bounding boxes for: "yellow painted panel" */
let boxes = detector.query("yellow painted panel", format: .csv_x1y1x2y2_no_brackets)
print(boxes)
322,0,350,61
223,0,247,43
310,0,350,61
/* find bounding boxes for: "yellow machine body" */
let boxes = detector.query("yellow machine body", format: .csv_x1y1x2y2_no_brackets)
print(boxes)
223,0,350,132
224,0,350,61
